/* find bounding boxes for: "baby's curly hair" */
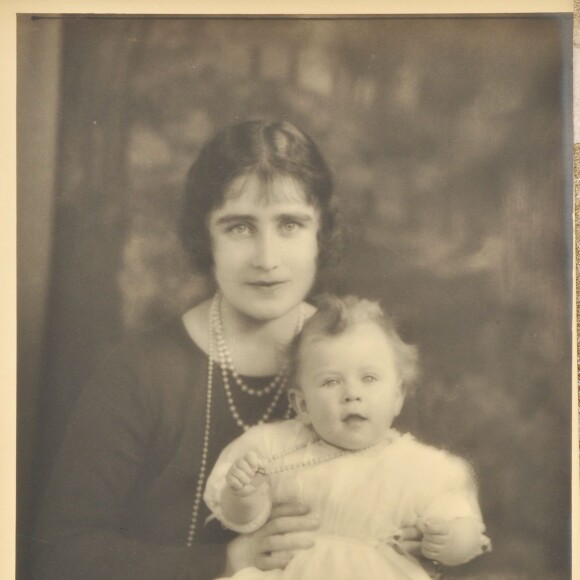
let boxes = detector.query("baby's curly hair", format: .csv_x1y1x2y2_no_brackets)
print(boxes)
288,294,419,393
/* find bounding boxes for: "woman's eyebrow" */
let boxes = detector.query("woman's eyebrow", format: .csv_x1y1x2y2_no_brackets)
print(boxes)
213,214,256,226
275,212,314,222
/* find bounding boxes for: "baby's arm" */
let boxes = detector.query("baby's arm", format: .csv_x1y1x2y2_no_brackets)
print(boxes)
221,451,271,527
417,450,491,566
419,517,491,566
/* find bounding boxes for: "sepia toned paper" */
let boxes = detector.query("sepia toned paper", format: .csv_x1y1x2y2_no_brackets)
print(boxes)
6,1,575,579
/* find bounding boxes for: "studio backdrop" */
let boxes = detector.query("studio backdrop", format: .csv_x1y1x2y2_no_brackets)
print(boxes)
18,15,572,580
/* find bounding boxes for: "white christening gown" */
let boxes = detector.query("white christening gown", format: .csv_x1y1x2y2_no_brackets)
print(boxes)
204,420,489,580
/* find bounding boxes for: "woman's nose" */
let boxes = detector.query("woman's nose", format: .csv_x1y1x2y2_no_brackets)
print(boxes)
251,230,280,270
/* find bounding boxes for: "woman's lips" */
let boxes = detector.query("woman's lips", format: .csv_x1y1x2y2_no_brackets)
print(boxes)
247,280,287,289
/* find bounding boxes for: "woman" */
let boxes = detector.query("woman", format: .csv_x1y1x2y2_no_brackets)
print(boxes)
35,120,420,579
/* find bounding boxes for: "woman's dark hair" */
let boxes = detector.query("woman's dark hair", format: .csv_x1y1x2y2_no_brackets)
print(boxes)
180,120,338,274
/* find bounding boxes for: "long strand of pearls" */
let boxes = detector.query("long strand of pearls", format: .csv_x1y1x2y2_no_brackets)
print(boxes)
186,295,306,544
214,308,286,397
186,307,215,547
211,293,305,431
212,293,305,396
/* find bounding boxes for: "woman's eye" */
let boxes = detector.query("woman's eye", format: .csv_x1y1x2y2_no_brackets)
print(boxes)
362,375,378,383
280,221,300,234
228,223,252,236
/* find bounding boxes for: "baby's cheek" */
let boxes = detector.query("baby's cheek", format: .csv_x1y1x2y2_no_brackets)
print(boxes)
313,404,334,425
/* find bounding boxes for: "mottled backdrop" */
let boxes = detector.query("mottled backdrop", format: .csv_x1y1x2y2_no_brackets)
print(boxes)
20,16,572,580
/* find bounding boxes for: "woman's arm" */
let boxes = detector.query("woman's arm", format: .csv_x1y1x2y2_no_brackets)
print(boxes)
224,503,319,574
35,531,226,580
34,347,226,580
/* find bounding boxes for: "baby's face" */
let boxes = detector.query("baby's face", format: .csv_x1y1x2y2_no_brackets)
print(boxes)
291,322,405,450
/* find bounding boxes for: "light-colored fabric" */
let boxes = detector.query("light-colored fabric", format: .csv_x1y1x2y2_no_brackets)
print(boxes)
205,419,489,580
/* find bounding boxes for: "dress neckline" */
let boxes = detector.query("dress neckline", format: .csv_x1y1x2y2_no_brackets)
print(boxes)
177,315,279,383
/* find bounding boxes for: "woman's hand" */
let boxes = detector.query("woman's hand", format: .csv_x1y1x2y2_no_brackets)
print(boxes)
396,525,423,557
391,526,445,578
224,502,319,574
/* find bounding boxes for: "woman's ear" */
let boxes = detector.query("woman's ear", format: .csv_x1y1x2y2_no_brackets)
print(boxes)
288,388,311,425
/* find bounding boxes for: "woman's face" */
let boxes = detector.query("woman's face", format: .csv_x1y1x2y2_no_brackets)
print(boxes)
208,174,319,322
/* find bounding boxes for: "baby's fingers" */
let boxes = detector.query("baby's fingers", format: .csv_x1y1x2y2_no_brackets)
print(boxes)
421,542,443,561
422,535,449,550
228,465,253,487
236,452,266,479
233,462,253,480
245,451,266,472
235,457,259,479
418,518,451,537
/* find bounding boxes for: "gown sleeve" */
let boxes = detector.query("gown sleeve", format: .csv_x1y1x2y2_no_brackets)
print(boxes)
203,424,274,534
420,452,483,519
418,449,492,557
34,346,227,580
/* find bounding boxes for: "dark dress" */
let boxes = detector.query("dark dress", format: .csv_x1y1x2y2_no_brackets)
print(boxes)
34,317,290,580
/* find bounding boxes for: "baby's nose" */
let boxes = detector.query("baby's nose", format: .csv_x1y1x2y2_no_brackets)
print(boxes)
344,394,362,402
342,383,363,402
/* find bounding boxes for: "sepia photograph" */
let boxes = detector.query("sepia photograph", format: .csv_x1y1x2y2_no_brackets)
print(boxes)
16,8,574,580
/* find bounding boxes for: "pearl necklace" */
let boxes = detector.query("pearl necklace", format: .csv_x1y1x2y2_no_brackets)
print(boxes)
256,439,378,476
186,295,306,545
211,293,305,396
186,305,216,547
211,293,305,431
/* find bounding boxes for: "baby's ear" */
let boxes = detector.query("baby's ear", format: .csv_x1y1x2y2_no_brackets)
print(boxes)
288,388,311,425
394,381,406,417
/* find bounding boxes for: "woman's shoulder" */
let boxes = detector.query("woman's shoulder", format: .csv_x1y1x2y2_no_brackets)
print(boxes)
69,318,195,423
87,313,207,407
119,312,205,363
181,299,211,354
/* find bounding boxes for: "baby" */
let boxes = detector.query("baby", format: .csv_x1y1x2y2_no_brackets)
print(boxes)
204,295,491,580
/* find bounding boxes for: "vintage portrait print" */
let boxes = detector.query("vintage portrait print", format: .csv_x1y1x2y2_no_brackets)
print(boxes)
16,9,573,580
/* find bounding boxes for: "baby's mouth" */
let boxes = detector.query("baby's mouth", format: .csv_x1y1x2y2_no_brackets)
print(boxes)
342,413,368,425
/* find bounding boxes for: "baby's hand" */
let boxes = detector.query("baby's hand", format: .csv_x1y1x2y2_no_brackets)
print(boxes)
418,517,489,566
226,451,267,496
418,518,454,563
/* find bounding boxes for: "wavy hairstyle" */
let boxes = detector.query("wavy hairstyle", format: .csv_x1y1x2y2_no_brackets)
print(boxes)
180,120,340,275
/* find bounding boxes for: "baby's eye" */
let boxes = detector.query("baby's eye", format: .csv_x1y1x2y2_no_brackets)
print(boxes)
322,378,340,388
362,374,379,383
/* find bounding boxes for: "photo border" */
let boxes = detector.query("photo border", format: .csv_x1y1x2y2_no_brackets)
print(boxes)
4,1,574,578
